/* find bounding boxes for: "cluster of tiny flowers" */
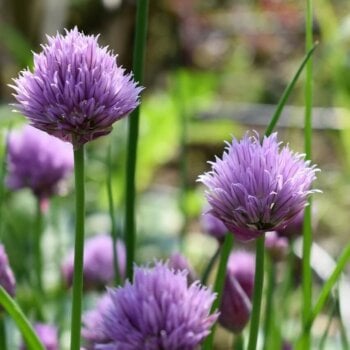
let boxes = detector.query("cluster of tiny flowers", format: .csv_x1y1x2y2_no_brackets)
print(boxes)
11,27,142,148
6,125,73,200
199,132,319,241
219,251,255,333
0,244,16,297
20,323,58,350
82,262,218,350
61,234,126,290
201,206,228,242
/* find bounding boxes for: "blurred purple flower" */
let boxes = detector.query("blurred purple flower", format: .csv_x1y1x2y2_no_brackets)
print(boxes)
20,323,58,350
61,234,125,290
7,125,73,201
82,262,218,350
277,210,304,238
219,250,255,333
201,209,228,241
168,252,197,284
0,244,16,297
265,231,289,262
11,27,142,148
198,132,319,241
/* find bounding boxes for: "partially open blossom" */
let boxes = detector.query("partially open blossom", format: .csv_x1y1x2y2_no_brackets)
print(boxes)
198,132,319,241
7,125,73,200
11,27,142,148
219,251,255,333
61,234,125,290
0,244,16,297
201,209,228,242
20,323,58,350
82,262,218,350
168,252,197,284
265,231,289,262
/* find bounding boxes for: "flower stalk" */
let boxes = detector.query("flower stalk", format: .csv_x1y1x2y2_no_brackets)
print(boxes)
125,0,149,280
70,145,85,350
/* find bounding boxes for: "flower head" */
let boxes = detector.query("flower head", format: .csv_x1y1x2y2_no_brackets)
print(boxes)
20,323,58,350
201,210,228,242
198,132,319,241
168,252,197,284
82,262,218,350
0,244,16,297
61,234,126,290
219,251,255,333
11,27,142,148
7,125,73,200
265,231,289,262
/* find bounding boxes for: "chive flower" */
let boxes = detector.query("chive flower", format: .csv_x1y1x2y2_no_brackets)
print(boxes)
265,231,289,262
82,262,218,350
61,234,126,290
201,210,228,242
198,132,319,241
10,27,142,148
168,252,197,284
219,251,255,333
20,323,58,350
6,125,73,201
0,244,16,297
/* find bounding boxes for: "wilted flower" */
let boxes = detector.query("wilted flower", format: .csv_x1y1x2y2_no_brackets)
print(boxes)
198,132,319,241
0,244,16,297
7,125,73,201
219,251,255,333
82,262,218,350
201,209,228,241
168,252,197,284
61,234,126,290
20,323,58,350
265,231,289,262
11,27,142,148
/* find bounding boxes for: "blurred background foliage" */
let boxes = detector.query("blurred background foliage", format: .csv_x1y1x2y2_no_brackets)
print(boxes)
1,0,350,348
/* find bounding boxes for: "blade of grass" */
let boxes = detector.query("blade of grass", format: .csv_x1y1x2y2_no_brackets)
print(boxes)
202,233,234,350
0,286,44,350
106,143,121,285
264,42,318,137
302,0,314,347
124,0,149,281
201,243,222,285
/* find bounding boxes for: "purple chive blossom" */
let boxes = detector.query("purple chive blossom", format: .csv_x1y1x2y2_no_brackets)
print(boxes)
277,209,304,238
0,244,16,297
10,27,142,148
61,234,126,290
168,252,197,284
82,262,218,350
198,132,319,241
200,209,228,242
219,251,255,333
20,323,58,350
265,231,289,262
6,125,73,201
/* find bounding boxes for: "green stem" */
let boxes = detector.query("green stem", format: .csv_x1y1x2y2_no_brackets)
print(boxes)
308,243,350,327
201,243,222,285
124,0,149,281
302,0,314,347
106,143,120,286
70,145,85,350
264,43,318,137
262,259,276,350
0,313,6,350
247,235,266,350
202,233,234,350
233,333,244,350
318,300,336,350
0,286,44,350
34,198,43,294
